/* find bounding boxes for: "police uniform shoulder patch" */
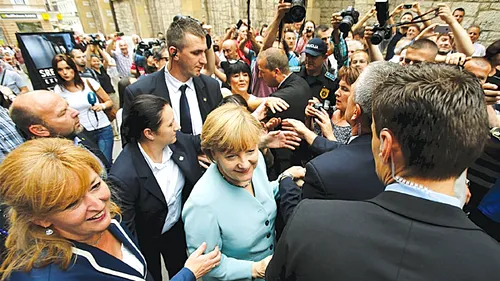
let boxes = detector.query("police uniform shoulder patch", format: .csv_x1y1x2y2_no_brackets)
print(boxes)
325,71,336,81
319,87,330,99
290,66,301,73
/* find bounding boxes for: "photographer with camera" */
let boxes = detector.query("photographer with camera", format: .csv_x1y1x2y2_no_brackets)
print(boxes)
106,34,133,78
382,3,430,60
294,20,315,54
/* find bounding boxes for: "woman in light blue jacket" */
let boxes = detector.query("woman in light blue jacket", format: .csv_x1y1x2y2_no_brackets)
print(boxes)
182,104,301,281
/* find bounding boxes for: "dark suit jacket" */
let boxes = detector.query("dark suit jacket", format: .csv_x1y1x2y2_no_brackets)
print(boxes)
279,134,385,222
266,191,500,281
121,69,222,144
269,73,312,178
108,132,203,244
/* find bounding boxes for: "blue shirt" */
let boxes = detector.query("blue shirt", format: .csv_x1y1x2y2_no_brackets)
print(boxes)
478,178,500,222
182,152,278,281
385,182,461,208
0,106,24,162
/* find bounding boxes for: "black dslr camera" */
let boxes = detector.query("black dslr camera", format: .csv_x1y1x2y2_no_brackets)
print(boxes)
339,6,359,33
283,0,306,23
313,100,335,116
136,40,161,57
370,0,391,45
89,34,105,49
173,15,212,49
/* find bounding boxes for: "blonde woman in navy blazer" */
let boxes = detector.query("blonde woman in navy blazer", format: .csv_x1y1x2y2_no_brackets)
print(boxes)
182,104,303,281
0,138,220,281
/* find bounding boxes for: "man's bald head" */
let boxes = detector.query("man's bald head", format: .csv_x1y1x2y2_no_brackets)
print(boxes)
464,57,492,85
221,40,239,60
11,90,82,139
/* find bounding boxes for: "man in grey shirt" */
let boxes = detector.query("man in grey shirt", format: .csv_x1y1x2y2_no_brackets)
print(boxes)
0,62,28,95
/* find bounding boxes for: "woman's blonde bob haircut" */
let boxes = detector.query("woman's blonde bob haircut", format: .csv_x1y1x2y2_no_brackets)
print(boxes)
0,138,120,280
201,103,263,160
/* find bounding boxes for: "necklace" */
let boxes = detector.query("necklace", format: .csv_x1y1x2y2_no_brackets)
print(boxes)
222,175,252,189
87,231,105,246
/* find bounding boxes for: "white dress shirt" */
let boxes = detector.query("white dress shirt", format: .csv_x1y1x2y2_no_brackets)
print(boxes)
138,143,185,234
164,68,203,135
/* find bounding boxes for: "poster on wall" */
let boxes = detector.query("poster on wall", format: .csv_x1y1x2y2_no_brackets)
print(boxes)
16,31,75,90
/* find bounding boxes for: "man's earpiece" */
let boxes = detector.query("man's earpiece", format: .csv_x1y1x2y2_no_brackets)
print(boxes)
171,48,177,58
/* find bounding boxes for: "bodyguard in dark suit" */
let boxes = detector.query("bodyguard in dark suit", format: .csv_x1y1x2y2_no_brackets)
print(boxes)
279,62,398,221
122,17,222,143
257,48,312,178
109,95,203,281
266,64,500,281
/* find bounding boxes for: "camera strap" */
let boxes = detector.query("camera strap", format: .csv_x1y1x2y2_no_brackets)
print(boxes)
396,8,439,27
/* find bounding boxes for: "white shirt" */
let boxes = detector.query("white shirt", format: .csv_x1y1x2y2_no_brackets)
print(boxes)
472,42,486,57
121,243,144,274
164,68,203,135
138,143,185,233
53,78,111,131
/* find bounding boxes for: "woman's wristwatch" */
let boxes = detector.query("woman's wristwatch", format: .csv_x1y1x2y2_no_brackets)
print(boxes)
278,171,294,182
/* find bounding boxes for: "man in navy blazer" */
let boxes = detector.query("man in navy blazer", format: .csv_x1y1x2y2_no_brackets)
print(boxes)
279,62,400,222
122,17,222,144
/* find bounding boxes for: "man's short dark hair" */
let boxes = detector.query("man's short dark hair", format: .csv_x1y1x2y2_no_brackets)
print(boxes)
257,48,290,74
315,25,329,34
453,7,465,14
402,12,413,19
166,17,206,50
409,38,438,53
372,63,489,180
10,104,44,139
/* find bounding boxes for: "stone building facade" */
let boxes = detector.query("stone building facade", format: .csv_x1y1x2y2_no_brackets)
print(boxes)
114,0,500,47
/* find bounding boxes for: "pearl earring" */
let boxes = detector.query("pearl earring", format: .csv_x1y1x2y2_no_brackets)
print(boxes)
45,228,54,236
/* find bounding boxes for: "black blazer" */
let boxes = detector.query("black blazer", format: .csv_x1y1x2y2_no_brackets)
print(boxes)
268,73,312,178
279,134,385,222
121,69,223,144
266,191,500,281
269,73,311,122
108,132,203,241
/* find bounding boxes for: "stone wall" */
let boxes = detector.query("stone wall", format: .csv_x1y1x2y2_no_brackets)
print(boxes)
115,0,500,47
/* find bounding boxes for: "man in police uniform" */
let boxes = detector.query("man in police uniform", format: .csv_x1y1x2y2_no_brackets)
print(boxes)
294,38,338,113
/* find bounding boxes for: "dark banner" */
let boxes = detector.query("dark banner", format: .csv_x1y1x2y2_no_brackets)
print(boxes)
16,31,76,90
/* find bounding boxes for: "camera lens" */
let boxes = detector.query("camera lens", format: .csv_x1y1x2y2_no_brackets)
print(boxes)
289,5,306,22
339,16,354,33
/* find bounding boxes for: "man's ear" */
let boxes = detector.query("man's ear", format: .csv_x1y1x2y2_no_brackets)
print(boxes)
351,104,363,122
379,129,394,164
28,124,50,137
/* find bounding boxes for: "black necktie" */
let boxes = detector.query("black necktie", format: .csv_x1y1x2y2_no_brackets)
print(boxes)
179,84,193,134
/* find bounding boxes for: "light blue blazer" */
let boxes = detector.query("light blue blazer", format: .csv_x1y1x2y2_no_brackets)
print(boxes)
182,152,279,281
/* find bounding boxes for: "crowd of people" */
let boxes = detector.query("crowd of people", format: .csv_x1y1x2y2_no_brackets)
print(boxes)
0,0,500,280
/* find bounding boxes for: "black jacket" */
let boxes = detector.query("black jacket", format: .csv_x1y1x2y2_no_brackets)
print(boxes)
121,69,222,144
266,191,500,281
108,132,203,241
279,134,385,222
269,73,312,178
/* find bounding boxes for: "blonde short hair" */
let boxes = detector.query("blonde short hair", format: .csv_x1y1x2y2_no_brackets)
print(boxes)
0,138,120,280
201,103,263,160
